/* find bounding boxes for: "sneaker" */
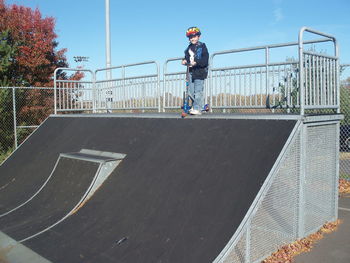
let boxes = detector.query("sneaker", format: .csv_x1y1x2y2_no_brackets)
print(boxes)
189,109,202,115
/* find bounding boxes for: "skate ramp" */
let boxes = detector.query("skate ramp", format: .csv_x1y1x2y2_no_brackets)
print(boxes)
0,115,297,262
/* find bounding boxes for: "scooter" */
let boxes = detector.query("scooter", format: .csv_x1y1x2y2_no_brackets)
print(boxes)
181,64,209,118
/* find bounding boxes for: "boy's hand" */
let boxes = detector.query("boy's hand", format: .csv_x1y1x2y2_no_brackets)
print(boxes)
190,61,197,66
182,59,187,65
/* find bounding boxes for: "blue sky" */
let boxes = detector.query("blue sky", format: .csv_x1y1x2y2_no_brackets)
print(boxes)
5,0,350,77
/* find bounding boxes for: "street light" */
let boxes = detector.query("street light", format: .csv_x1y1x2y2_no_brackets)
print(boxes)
105,0,112,112
105,0,111,79
73,56,89,63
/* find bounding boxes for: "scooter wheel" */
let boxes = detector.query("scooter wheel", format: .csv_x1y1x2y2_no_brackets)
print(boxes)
181,112,187,118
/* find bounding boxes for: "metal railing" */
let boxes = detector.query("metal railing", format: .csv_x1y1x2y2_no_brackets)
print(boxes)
52,27,339,116
299,27,339,115
54,68,95,114
95,61,160,112
209,27,338,113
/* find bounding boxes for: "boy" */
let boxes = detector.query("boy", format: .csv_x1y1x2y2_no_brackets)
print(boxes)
182,26,209,115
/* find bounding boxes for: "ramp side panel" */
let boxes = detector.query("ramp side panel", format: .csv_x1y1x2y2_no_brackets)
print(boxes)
0,157,99,241
22,117,296,263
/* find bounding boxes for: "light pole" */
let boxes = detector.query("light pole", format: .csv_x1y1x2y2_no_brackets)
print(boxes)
105,0,112,112
105,0,111,79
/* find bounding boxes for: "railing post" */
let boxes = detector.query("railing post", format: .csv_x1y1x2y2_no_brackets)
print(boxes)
265,47,270,106
54,68,58,115
297,123,306,238
163,61,167,113
245,220,251,263
299,27,306,116
122,66,126,110
12,87,18,148
156,62,161,112
92,71,97,113
335,40,340,114
209,54,214,113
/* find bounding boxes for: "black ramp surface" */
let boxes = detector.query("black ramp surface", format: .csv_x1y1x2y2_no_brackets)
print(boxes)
0,119,77,215
19,116,297,263
0,157,99,241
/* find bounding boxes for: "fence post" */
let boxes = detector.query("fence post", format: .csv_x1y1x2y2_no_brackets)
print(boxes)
298,29,305,116
92,71,97,113
297,124,306,238
245,220,251,263
122,66,126,110
335,41,340,114
156,62,161,112
12,87,18,149
53,68,59,115
163,61,167,112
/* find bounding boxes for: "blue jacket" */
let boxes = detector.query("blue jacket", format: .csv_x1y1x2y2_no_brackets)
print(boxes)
184,41,209,80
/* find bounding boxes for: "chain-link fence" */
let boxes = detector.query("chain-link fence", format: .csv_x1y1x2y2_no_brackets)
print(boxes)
340,64,350,180
0,87,54,164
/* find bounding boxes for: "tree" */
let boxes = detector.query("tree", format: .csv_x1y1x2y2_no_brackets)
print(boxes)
0,30,17,86
0,0,82,154
0,0,68,87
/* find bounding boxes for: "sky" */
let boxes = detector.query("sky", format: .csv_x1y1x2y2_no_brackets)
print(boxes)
5,0,350,79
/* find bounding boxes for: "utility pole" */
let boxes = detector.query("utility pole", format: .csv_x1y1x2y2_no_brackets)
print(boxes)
105,0,112,112
105,0,112,79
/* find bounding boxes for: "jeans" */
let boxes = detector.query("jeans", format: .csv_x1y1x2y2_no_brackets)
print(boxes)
188,73,204,111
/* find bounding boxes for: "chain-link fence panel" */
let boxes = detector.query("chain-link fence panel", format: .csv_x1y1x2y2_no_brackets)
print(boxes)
0,87,15,163
0,87,54,164
340,64,350,181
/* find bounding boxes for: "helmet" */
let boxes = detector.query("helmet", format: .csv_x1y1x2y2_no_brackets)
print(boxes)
186,27,201,38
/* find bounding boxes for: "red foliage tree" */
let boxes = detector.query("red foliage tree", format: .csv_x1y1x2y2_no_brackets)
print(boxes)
0,0,68,87
0,0,84,146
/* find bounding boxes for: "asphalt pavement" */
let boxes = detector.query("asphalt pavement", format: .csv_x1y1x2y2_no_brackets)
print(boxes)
294,197,350,263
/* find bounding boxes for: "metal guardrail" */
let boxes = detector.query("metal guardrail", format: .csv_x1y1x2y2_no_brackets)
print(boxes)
52,27,339,115
298,27,339,115
95,61,160,112
53,68,95,114
209,28,337,113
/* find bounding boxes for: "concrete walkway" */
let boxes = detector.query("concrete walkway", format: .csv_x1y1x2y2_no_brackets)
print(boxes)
294,197,350,263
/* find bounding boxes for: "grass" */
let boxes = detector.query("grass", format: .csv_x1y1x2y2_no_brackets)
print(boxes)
0,148,14,165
